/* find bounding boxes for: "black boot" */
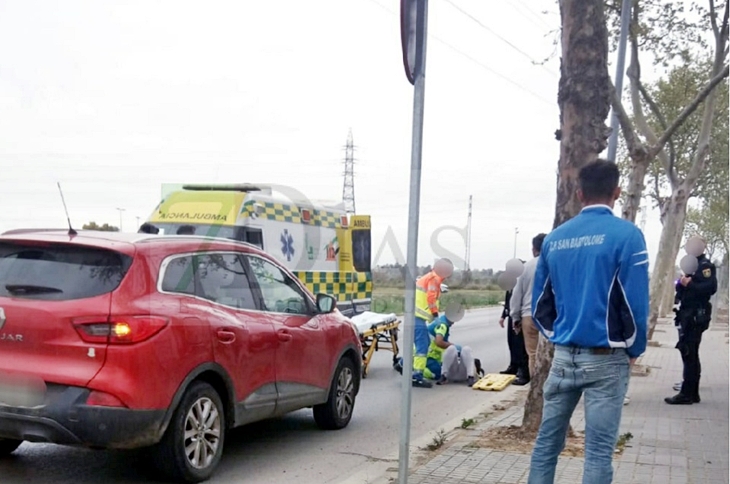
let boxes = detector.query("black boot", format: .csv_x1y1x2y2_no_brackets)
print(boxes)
664,393,694,405
512,368,530,386
500,365,517,375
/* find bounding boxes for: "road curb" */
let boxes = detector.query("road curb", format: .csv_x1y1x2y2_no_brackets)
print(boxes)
335,385,525,484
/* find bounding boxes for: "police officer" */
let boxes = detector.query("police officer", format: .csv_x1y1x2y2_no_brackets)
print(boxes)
665,241,717,405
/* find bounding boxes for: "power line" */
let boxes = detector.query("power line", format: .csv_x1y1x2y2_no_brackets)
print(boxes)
442,0,557,79
510,0,554,30
430,36,555,106
362,0,555,107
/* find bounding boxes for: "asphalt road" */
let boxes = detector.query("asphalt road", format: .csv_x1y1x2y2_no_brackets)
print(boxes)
0,307,513,484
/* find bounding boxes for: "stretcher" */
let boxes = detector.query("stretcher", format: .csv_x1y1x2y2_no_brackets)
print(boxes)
472,373,516,391
350,311,401,379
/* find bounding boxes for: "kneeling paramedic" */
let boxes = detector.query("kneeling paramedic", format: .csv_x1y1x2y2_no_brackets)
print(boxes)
424,303,476,386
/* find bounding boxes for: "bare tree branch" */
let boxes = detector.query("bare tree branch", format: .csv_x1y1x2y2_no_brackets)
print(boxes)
639,83,676,175
610,85,647,158
649,64,730,158
718,2,730,54
710,0,719,39
685,15,729,189
627,8,676,187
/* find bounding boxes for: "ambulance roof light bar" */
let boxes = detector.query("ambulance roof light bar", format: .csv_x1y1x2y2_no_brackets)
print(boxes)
182,184,272,194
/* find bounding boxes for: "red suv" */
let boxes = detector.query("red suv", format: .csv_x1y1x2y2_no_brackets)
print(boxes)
0,229,361,483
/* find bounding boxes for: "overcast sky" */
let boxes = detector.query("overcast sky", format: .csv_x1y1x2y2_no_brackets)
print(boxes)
0,0,670,271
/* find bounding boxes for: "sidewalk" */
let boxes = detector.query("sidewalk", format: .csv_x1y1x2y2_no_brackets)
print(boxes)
405,317,730,484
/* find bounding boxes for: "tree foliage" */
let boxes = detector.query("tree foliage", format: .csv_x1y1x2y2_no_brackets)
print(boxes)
610,0,728,222
82,221,119,232
609,0,728,337
606,0,712,67
638,61,729,215
685,202,729,261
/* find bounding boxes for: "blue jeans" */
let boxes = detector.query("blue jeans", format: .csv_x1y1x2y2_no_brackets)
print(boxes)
527,346,630,484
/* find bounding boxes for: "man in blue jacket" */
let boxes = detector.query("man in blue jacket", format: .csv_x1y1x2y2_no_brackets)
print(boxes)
527,160,649,484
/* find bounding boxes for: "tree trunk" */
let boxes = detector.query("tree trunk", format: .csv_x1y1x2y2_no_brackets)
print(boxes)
521,335,553,434
659,271,676,318
521,0,612,435
647,185,689,339
622,154,650,222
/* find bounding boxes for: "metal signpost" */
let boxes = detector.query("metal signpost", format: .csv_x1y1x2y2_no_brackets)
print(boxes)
398,1,429,483
607,0,633,162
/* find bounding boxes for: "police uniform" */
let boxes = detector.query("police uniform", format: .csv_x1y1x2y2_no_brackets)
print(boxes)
665,254,717,405
500,290,528,380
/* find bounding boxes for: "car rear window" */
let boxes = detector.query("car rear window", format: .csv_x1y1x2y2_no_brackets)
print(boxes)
0,242,133,301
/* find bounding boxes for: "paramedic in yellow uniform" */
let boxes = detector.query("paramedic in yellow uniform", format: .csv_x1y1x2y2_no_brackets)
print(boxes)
412,258,454,388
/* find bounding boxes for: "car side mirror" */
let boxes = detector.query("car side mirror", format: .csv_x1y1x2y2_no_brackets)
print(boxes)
316,293,336,314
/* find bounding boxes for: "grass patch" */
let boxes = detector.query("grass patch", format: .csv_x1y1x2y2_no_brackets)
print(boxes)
616,432,633,453
371,288,503,315
424,429,448,451
461,418,476,429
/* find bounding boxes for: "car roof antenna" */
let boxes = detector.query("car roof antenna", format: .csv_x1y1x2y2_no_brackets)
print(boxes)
57,182,78,236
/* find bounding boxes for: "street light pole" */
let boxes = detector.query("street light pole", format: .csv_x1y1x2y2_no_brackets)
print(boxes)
607,0,633,162
513,227,519,259
116,208,125,232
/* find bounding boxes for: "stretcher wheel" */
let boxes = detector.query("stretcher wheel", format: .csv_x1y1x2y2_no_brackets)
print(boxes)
362,366,368,379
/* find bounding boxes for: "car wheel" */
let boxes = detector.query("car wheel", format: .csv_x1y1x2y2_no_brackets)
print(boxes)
154,381,226,483
313,357,357,430
0,439,22,456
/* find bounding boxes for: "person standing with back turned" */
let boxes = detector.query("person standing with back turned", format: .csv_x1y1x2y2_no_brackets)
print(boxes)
527,160,649,484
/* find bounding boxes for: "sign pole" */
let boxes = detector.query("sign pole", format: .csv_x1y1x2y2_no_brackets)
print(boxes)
398,1,428,483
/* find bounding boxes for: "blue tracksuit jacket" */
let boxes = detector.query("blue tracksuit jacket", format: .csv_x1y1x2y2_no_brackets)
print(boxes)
531,205,649,358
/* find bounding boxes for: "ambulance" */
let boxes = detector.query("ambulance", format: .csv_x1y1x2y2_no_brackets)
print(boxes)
143,183,373,316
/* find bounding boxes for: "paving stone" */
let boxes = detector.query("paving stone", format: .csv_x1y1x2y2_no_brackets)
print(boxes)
406,317,729,484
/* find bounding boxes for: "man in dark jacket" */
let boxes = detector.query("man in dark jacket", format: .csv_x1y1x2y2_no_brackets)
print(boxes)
498,289,529,385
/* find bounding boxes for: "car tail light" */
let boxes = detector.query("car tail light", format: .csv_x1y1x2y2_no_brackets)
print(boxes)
86,390,126,408
73,316,169,344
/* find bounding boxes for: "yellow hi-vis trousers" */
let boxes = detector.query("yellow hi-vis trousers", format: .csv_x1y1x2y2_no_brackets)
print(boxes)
413,316,430,378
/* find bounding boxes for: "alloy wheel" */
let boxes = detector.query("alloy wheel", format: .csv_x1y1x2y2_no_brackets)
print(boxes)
335,367,355,419
183,397,222,469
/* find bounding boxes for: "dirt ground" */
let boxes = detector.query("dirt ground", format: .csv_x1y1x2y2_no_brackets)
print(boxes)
474,425,587,457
